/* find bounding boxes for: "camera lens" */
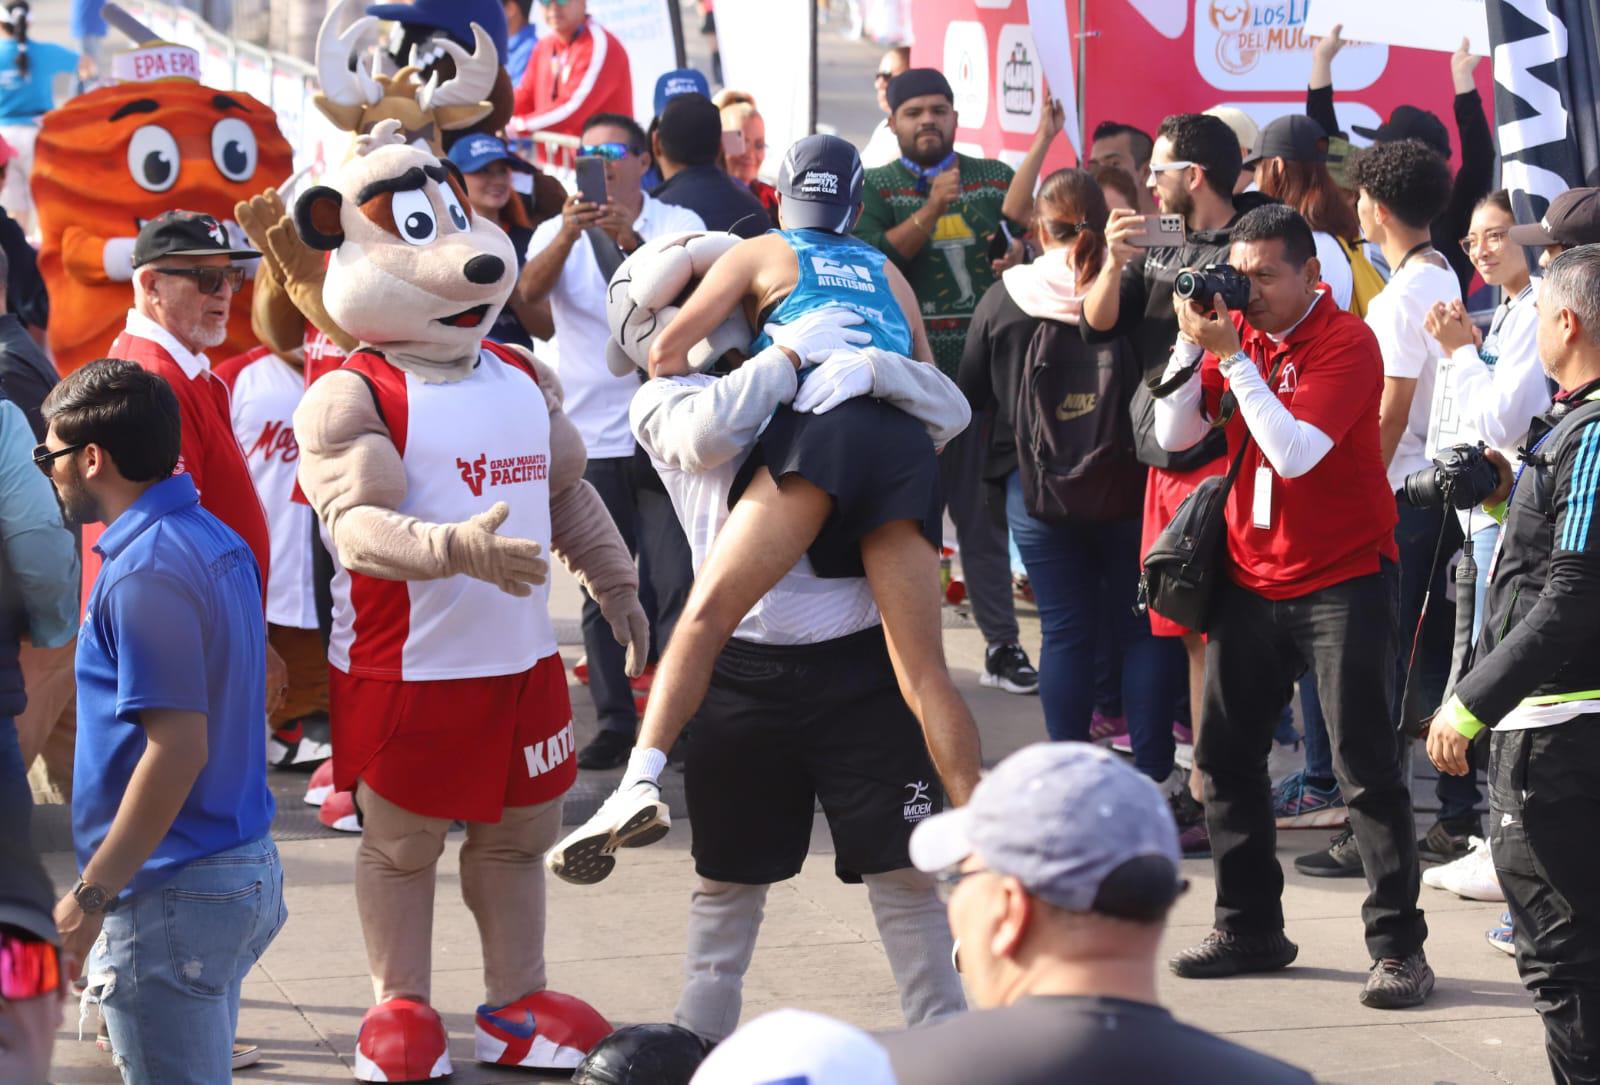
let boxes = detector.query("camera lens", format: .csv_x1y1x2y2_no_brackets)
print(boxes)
1173,270,1201,301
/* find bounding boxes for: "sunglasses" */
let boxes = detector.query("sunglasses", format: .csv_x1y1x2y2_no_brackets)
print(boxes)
875,70,896,83
152,265,246,295
537,0,574,6
33,441,85,476
0,931,61,1002
1148,159,1197,174
577,142,633,161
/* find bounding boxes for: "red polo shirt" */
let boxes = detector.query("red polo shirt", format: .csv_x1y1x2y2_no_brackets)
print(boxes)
1200,291,1397,599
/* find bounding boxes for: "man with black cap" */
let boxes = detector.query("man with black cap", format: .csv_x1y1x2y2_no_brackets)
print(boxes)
1507,187,1600,269
651,93,770,238
109,210,285,712
879,743,1313,1085
856,67,1039,699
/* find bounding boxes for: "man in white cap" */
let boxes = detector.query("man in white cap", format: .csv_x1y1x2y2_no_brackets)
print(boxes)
880,743,1314,1084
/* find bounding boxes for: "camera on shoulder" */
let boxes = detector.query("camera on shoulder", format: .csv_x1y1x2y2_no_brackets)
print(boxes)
1174,264,1251,314
1402,442,1502,510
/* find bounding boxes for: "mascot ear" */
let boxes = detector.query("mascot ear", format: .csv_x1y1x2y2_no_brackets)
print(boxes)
294,185,346,252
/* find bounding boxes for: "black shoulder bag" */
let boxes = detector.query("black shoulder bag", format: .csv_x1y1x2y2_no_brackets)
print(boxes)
1136,350,1282,633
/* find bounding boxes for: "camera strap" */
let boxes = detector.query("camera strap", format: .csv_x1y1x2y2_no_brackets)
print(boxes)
1149,344,1284,433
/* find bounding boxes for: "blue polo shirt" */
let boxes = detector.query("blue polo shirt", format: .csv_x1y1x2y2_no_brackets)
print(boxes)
73,474,273,897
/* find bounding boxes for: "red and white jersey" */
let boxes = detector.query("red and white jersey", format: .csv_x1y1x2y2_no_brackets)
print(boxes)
329,342,557,682
215,347,317,629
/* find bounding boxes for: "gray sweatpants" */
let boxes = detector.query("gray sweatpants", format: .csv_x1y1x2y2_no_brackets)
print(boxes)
938,415,1018,647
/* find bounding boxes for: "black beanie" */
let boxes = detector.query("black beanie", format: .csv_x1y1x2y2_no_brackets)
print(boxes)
887,68,954,113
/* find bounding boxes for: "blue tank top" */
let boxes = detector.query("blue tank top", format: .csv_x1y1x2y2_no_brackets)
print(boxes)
750,229,914,357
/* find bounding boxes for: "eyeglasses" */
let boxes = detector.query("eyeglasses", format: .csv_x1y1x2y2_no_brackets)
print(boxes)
1460,228,1510,255
32,441,85,476
536,0,573,6
0,931,61,1003
152,265,246,295
933,865,990,902
875,70,897,83
1148,160,1197,174
577,142,633,161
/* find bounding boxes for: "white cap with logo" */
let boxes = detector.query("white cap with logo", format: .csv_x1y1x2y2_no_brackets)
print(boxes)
689,1010,899,1085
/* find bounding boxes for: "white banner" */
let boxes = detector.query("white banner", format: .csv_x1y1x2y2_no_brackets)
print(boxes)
1024,0,1080,155
589,0,682,124
1305,0,1492,57
715,0,816,182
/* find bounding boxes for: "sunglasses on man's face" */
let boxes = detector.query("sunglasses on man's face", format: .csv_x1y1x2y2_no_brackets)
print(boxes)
875,70,896,83
152,266,246,296
0,931,61,1002
577,142,633,161
537,0,574,7
32,442,85,477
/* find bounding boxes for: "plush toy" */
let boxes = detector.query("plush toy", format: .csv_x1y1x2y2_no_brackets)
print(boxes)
289,119,646,1082
365,0,517,142
604,231,750,377
32,39,293,374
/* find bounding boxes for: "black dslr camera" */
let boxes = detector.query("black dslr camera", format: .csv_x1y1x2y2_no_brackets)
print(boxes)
1174,264,1252,313
1402,442,1502,510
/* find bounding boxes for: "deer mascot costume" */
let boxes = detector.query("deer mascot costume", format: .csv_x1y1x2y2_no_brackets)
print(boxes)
290,119,647,1081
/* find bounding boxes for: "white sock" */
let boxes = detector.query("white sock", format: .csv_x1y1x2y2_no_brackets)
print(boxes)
620,747,667,790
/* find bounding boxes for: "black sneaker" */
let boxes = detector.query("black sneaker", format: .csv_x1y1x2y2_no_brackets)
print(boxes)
576,729,633,771
980,642,1039,695
1360,951,1435,1008
1170,929,1299,979
1293,825,1365,878
1417,818,1477,864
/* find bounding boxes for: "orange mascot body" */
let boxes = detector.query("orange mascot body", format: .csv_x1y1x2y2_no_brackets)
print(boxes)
34,79,293,374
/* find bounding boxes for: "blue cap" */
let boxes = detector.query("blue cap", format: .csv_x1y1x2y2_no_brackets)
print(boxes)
910,744,1184,916
367,0,509,67
653,68,710,117
776,134,864,233
446,133,534,175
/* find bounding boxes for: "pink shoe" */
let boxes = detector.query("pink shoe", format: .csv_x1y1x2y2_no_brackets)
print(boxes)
319,790,361,833
304,759,335,807
354,999,451,1082
475,990,611,1070
1090,711,1127,744
1173,721,1194,744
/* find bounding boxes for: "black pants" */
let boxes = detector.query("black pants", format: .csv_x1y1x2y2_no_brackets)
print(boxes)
1197,565,1427,960
1491,721,1600,1085
581,454,694,735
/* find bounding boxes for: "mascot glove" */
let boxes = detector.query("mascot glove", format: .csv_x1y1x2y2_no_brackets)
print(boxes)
762,306,871,367
794,349,876,415
598,587,650,678
448,502,549,596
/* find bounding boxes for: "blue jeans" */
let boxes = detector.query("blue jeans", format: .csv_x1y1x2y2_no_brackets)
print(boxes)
0,714,28,821
1434,523,1498,826
1299,675,1334,780
1004,473,1185,780
91,836,286,1084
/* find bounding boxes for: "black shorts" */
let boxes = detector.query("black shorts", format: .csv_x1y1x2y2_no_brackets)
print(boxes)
729,398,942,578
685,625,942,885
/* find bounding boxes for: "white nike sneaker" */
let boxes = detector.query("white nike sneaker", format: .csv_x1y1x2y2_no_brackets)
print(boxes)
1423,836,1504,901
546,782,671,886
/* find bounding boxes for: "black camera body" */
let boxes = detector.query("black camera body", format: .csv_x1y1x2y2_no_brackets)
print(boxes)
1174,264,1252,313
1402,442,1502,510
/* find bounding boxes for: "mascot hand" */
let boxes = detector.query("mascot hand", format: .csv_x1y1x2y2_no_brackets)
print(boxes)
236,190,295,285
238,189,360,352
762,306,871,367
599,588,650,678
794,349,876,414
451,502,550,596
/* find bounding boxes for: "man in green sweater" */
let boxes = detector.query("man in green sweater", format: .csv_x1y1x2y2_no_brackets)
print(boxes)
855,68,1038,696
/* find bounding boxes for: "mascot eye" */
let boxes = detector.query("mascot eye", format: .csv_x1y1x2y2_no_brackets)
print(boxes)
392,188,437,246
439,185,471,232
127,125,180,193
210,118,258,183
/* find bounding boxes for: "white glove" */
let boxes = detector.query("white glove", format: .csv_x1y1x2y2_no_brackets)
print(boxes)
763,305,871,367
794,349,876,414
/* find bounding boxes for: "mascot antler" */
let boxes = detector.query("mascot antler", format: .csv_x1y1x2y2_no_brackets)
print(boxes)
315,0,384,130
414,24,499,117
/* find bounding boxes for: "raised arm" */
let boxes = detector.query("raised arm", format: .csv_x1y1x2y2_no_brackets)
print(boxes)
648,237,766,377
1306,23,1344,137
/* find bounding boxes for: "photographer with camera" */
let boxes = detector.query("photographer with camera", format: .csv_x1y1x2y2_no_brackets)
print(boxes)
1425,245,1600,1082
1152,205,1432,1010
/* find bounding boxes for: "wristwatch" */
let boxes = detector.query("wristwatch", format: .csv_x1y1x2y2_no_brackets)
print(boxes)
72,879,115,915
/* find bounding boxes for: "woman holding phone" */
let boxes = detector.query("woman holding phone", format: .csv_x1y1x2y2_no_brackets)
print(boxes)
715,90,779,224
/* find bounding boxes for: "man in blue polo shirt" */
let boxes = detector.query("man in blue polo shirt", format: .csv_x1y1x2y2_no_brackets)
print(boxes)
37,359,284,1084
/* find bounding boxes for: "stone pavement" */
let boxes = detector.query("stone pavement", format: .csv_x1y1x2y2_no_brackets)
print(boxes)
38,566,1548,1084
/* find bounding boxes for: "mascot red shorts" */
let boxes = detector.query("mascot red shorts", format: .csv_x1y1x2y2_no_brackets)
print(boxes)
330,653,575,822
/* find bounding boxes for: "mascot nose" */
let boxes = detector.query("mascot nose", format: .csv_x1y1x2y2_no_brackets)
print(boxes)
464,254,505,285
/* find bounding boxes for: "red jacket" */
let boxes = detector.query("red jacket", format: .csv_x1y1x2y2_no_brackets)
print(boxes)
510,19,632,145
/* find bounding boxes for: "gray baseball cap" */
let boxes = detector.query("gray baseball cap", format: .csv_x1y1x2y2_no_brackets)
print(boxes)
911,743,1184,917
776,133,865,234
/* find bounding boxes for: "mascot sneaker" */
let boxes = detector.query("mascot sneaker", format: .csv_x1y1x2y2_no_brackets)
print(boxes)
546,783,671,885
304,760,336,807
354,999,451,1082
319,790,362,833
268,716,333,769
475,990,611,1070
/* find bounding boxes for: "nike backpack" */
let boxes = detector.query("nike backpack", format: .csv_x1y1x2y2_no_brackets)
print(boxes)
1013,318,1146,523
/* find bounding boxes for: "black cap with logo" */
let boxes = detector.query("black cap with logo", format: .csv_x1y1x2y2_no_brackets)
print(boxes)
776,134,865,234
1246,114,1327,165
1507,188,1600,248
132,210,260,269
1352,105,1451,159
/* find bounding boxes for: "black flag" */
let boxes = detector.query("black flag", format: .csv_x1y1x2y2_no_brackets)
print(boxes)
1487,0,1600,226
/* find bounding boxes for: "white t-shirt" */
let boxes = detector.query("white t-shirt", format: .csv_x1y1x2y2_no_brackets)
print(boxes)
526,193,705,458
1312,230,1353,311
861,119,901,169
1364,255,1461,491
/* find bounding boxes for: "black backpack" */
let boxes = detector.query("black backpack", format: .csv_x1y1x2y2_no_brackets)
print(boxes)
1014,320,1145,523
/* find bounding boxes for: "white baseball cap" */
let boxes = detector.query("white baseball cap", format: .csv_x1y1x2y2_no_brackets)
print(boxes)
689,1010,899,1085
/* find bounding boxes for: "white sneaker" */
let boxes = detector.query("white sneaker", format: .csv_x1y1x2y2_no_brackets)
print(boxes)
545,783,671,886
1423,836,1503,901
